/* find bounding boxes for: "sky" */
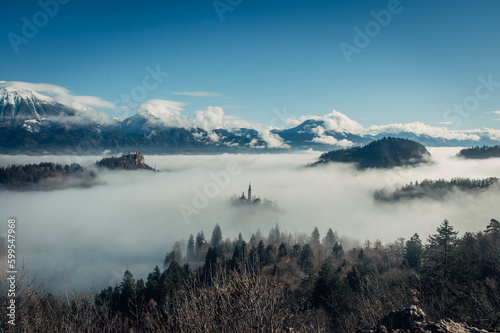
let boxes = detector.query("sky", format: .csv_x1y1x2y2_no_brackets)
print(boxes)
1,0,500,130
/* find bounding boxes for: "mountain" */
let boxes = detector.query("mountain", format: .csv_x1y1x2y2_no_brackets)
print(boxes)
0,82,76,128
312,137,431,169
1,83,499,154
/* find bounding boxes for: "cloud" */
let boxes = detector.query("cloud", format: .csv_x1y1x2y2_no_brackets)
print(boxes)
137,99,188,128
287,110,364,133
171,91,222,97
437,121,455,125
258,129,290,149
138,100,289,148
368,122,482,141
310,125,354,147
2,149,500,293
488,110,500,115
286,110,484,142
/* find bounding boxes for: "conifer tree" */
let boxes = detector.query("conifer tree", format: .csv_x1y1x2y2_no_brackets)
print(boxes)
311,227,320,245
187,234,195,262
426,219,459,278
403,233,423,270
211,224,222,247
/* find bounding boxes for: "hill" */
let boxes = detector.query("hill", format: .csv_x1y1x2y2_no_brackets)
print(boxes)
312,137,431,169
457,145,500,159
96,152,154,171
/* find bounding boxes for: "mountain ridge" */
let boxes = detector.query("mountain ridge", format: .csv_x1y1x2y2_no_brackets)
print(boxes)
1,83,499,154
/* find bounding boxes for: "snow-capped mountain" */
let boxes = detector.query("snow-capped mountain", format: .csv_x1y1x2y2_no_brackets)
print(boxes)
1,82,499,154
0,81,76,125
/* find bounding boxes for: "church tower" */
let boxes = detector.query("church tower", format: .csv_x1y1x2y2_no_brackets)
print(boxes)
248,183,252,203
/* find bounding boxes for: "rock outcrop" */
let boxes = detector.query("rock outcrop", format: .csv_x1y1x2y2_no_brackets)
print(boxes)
358,306,490,333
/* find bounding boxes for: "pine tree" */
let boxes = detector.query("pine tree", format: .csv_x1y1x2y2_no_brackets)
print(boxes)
187,234,195,262
268,223,280,244
300,244,315,274
311,227,320,245
195,231,206,260
403,233,423,270
426,219,459,278
211,224,222,247
323,228,337,250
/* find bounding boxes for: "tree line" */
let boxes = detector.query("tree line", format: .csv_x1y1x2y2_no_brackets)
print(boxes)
0,162,95,190
374,177,499,202
458,145,500,159
2,219,498,332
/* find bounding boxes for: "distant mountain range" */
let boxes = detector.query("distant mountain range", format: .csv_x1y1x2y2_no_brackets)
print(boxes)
1,82,500,154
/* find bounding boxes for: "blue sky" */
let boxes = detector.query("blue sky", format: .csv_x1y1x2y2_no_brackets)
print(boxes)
1,0,500,130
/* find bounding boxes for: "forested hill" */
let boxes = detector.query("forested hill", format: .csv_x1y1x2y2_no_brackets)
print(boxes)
312,137,430,169
375,177,499,202
0,162,96,190
457,145,500,159
96,152,154,171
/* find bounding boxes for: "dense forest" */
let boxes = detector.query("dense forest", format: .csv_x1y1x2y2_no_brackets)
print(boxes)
0,153,154,190
1,219,499,332
312,137,430,169
457,145,500,159
0,162,96,190
374,177,499,202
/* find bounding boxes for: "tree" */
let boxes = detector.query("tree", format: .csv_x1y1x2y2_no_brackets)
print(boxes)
300,244,315,274
268,223,280,244
257,240,267,267
332,242,344,258
211,224,223,247
403,233,423,270
164,241,182,269
187,234,195,262
426,219,459,278
323,228,337,250
195,231,206,260
278,242,288,261
232,241,247,271
485,218,500,238
311,227,320,245
118,270,136,313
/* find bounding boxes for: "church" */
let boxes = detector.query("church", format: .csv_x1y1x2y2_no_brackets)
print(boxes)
237,183,262,204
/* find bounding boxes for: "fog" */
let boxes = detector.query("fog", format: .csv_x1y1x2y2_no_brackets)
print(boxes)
1,148,499,293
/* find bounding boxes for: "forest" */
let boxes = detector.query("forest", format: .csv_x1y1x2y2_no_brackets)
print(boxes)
0,162,96,190
457,145,500,159
1,219,499,332
374,177,499,202
312,137,430,169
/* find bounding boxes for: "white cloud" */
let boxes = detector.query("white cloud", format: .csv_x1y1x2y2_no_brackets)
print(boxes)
194,106,226,131
137,99,188,127
488,110,500,114
287,110,364,133
368,122,482,141
310,126,354,147
437,121,454,125
286,110,485,143
258,129,290,149
138,101,288,148
171,91,222,97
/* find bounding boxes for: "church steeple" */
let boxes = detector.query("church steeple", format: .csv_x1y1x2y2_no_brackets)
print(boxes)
248,183,252,203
